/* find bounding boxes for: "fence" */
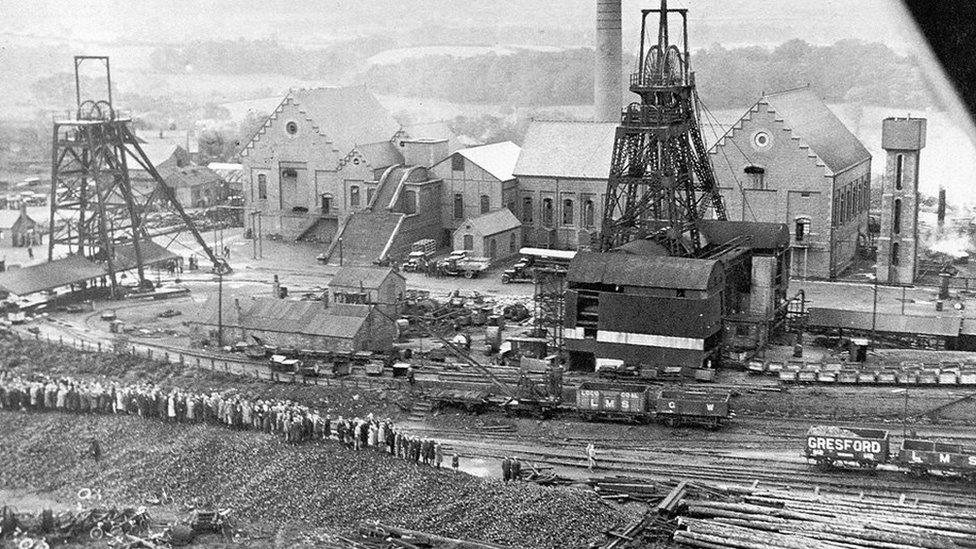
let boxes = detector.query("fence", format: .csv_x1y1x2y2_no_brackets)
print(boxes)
30,331,402,391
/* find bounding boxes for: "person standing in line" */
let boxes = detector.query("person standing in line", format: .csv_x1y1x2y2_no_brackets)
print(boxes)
586,442,598,470
451,452,459,474
501,456,511,481
434,442,443,469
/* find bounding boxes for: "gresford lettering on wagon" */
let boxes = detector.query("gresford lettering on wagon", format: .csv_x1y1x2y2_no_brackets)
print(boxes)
807,436,883,454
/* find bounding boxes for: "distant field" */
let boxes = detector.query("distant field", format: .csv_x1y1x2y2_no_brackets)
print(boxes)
366,44,567,66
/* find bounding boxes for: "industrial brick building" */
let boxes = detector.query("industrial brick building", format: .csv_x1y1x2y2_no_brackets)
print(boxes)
239,86,405,240
513,121,617,250
452,209,522,263
429,141,521,240
709,88,872,279
876,117,926,285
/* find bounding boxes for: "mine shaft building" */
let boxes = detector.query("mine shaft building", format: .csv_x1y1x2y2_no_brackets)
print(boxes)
709,87,872,279
564,221,790,371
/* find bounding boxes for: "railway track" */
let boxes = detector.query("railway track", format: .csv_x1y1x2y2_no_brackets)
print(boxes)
398,425,976,508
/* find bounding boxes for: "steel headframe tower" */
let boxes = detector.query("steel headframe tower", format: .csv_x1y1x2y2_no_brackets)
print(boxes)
599,0,726,256
49,56,229,299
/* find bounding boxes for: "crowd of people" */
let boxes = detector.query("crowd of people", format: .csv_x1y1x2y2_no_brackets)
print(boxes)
0,372,460,473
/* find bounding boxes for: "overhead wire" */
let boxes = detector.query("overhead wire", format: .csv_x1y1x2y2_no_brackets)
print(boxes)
695,93,759,222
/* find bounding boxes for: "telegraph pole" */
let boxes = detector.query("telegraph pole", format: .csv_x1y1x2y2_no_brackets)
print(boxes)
217,268,224,347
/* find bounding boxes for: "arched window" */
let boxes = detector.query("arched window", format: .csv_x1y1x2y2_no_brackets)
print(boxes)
257,174,267,200
509,232,517,253
542,198,554,227
402,190,417,214
562,198,574,225
522,197,533,223
463,234,474,250
480,194,490,214
454,194,464,219
891,242,900,265
795,217,811,243
893,198,902,234
583,199,595,227
349,186,360,208
895,154,904,190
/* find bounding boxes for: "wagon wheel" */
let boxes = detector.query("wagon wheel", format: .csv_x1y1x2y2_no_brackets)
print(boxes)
90,526,104,540
463,270,474,279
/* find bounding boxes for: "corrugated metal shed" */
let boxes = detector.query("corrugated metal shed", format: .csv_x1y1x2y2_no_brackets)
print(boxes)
0,255,105,296
698,219,790,250
330,266,402,291
513,121,617,179
568,252,722,291
807,307,961,337
763,88,872,175
459,209,521,237
113,241,180,271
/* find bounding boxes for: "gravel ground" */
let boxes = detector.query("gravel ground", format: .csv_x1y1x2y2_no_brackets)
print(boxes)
0,411,636,549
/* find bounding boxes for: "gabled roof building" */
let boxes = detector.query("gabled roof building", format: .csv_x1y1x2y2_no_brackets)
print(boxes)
709,87,872,278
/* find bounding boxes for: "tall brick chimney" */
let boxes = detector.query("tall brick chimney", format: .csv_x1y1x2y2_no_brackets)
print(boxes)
595,0,623,122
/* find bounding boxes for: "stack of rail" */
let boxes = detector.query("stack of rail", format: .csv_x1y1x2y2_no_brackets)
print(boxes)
674,487,976,549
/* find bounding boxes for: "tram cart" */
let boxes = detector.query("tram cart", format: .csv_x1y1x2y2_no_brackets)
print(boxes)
430,389,492,414
655,389,732,429
897,438,976,480
805,426,890,469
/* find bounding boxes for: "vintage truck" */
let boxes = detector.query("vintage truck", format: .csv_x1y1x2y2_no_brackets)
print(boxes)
437,251,490,278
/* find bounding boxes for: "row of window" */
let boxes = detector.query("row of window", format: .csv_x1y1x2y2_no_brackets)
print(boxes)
452,194,493,219
521,196,598,228
832,175,870,227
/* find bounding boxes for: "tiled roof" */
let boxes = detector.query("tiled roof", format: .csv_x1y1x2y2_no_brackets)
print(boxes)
0,255,105,296
458,208,521,237
292,87,400,152
195,296,370,339
514,121,617,179
164,166,222,189
762,88,871,174
453,141,521,182
329,266,402,291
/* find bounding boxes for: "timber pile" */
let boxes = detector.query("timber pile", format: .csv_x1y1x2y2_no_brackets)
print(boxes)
519,463,572,486
674,488,976,549
589,477,665,505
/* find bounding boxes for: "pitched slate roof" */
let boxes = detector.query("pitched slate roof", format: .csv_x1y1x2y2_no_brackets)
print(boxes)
292,87,400,152
454,141,521,182
164,166,222,189
568,251,723,291
330,266,402,291
459,209,521,237
514,121,618,179
762,88,871,174
195,296,370,339
808,307,961,337
0,209,33,229
207,162,244,185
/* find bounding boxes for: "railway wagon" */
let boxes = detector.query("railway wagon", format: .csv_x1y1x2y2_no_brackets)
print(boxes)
655,389,731,429
805,426,890,469
576,382,655,422
896,439,976,480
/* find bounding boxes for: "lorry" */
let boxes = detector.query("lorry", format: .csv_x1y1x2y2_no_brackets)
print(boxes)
437,251,491,278
401,239,437,272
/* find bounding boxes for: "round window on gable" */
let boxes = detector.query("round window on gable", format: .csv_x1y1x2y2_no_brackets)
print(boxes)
285,121,298,135
753,131,770,148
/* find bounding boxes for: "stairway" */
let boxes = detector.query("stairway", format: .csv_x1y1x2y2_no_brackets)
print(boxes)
296,217,338,243
408,399,434,422
325,210,404,265
369,166,407,211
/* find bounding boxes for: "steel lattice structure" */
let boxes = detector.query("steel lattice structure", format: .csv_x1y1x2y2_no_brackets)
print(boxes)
599,0,727,256
49,56,227,298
